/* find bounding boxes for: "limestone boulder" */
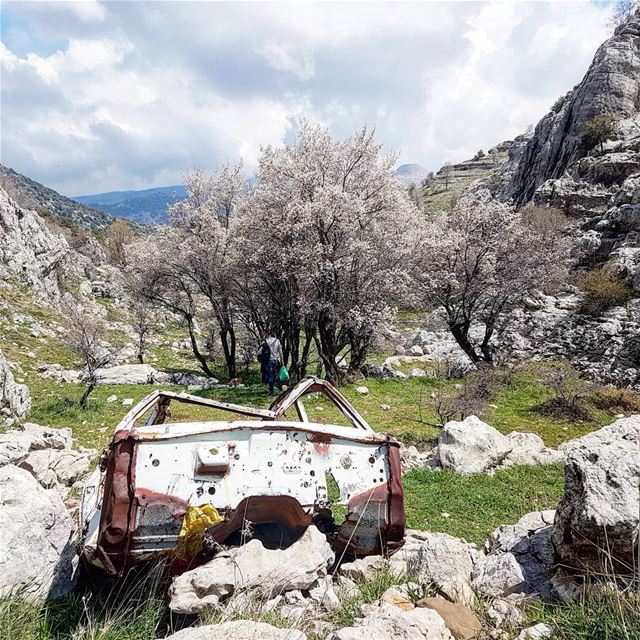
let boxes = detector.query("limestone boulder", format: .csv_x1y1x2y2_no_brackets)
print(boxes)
330,603,454,640
472,553,526,597
169,525,334,613
0,465,77,598
485,510,556,596
0,422,72,468
0,349,31,420
389,530,480,605
438,416,511,475
19,447,96,489
501,433,562,468
553,416,640,573
162,621,306,640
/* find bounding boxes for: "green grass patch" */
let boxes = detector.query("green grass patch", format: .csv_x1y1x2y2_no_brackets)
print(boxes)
402,463,565,546
528,585,640,640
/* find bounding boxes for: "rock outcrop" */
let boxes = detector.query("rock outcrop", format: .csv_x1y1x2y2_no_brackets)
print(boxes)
553,416,640,573
0,348,31,419
508,12,640,205
0,188,72,301
0,422,96,493
0,465,77,597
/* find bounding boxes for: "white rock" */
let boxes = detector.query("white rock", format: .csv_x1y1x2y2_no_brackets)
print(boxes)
308,576,340,610
517,623,553,639
501,432,562,468
410,345,425,356
438,416,511,475
389,530,480,605
411,368,427,378
330,603,454,640
340,555,388,581
19,447,96,489
336,575,360,598
94,364,160,385
553,416,640,573
0,423,72,468
122,398,134,407
485,595,525,628
0,465,77,598
355,386,369,395
486,510,556,596
169,526,334,613
0,349,31,419
162,620,306,640
472,552,525,597
106,394,118,403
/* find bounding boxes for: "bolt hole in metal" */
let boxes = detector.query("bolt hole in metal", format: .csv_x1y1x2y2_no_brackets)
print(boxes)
152,458,160,467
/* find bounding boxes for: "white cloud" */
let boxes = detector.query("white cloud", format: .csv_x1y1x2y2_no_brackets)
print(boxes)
41,0,107,23
257,40,315,80
0,1,614,194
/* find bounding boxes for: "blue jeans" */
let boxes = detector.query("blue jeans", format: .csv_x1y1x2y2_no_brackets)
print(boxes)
266,357,277,396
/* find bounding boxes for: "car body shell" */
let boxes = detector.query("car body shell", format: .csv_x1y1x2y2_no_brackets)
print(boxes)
80,376,405,574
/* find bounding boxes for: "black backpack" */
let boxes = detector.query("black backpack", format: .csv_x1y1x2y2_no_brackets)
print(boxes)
258,341,271,364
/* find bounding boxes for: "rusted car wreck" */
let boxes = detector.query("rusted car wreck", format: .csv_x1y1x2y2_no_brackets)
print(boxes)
80,376,405,575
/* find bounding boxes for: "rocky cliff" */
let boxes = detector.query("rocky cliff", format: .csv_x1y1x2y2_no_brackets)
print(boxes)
0,187,73,301
508,12,640,206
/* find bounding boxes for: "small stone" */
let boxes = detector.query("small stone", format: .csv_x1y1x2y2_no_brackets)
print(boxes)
122,398,134,407
517,623,553,639
356,386,369,395
416,596,483,639
380,585,414,611
380,404,391,411
106,395,118,403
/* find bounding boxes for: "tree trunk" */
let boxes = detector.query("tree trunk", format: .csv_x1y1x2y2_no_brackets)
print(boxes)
316,315,343,384
218,299,237,380
80,380,96,409
220,325,237,380
187,317,215,377
298,330,314,379
449,321,484,364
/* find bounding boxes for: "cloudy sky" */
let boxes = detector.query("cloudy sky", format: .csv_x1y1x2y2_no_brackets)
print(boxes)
1,0,614,196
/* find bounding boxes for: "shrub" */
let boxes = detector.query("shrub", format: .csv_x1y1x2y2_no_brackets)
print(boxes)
532,364,594,422
581,114,616,154
591,386,640,413
577,269,633,315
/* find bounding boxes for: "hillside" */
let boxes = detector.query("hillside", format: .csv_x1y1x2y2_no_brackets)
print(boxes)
73,184,186,225
0,165,116,231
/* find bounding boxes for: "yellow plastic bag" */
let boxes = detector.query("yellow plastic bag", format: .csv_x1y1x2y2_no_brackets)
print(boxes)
177,504,224,557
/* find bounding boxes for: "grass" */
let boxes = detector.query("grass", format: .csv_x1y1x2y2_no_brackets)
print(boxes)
0,564,170,640
527,585,640,640
403,463,565,545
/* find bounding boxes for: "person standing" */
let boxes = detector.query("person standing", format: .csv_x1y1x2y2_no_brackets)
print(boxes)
257,329,283,396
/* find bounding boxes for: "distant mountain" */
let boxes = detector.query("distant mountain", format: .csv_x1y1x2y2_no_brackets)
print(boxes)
0,165,116,230
394,163,430,186
73,185,186,225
